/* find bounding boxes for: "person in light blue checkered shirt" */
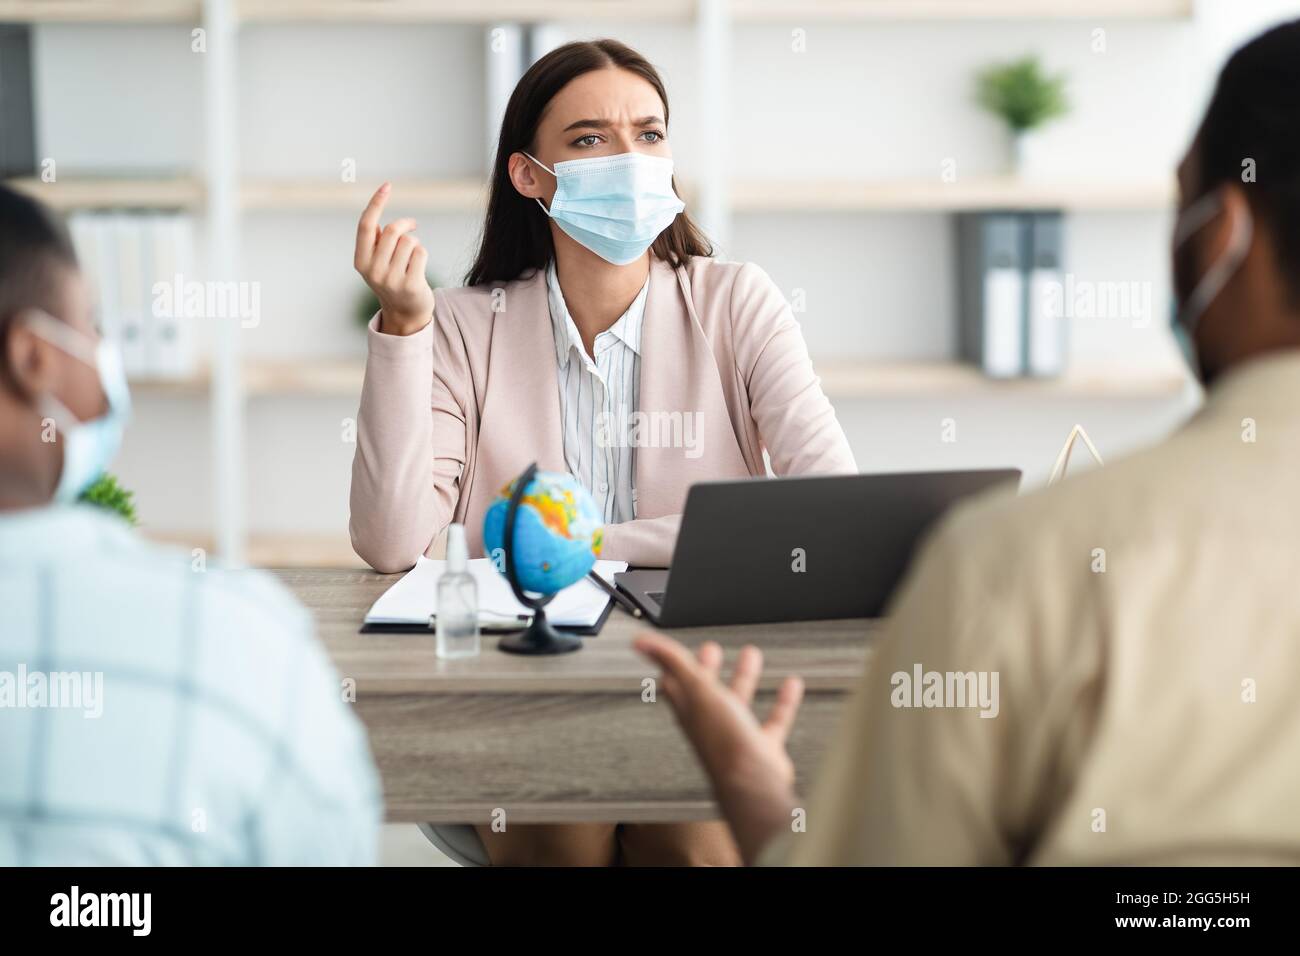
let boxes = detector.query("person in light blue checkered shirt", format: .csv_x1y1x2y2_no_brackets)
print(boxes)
0,184,381,865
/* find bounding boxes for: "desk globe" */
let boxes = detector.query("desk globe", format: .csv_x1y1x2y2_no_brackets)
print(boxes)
482,463,605,655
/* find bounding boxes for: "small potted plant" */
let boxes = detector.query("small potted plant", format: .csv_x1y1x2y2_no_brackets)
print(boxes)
80,472,138,525
976,56,1068,177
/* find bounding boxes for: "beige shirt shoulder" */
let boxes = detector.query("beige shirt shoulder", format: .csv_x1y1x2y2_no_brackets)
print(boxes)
772,350,1300,866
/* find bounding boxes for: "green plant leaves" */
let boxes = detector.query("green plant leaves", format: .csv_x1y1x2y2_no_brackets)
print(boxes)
79,472,138,525
977,57,1069,133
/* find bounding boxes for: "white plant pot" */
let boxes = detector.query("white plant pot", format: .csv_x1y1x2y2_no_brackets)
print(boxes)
1011,128,1051,179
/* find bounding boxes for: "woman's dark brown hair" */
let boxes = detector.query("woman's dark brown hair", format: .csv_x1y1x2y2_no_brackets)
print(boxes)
465,38,712,287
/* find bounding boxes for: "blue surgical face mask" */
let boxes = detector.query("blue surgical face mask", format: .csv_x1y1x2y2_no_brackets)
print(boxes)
523,151,686,265
25,311,132,504
1170,188,1254,382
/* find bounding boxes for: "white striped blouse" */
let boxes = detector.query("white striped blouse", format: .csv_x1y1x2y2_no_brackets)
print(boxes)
545,260,648,526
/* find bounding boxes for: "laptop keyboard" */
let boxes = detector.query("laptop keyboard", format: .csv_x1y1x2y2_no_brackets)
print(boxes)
647,591,666,604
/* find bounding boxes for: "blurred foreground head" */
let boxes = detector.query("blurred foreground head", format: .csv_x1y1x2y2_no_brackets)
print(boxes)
1174,19,1300,385
0,185,115,510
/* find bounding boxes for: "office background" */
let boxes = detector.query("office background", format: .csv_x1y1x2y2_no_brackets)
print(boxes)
5,0,1300,866
5,0,1297,567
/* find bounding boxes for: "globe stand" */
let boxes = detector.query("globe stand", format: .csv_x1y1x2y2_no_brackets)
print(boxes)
497,607,582,656
496,462,585,656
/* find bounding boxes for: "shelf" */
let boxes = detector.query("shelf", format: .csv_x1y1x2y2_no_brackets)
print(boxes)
817,359,1188,399
129,360,366,398
230,0,1193,24
732,176,1176,213
3,175,204,211
7,173,1175,214
0,0,200,21
145,529,365,568
245,533,365,568
241,178,486,212
244,358,365,396
236,0,695,23
128,373,210,395
731,0,1193,20
130,356,1185,401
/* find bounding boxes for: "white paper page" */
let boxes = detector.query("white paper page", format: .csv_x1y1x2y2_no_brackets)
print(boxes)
364,557,628,628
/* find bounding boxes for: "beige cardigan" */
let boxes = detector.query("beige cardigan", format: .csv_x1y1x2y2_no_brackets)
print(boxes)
349,255,856,572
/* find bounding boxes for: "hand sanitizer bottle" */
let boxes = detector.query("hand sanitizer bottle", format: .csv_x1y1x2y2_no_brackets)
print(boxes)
436,524,479,659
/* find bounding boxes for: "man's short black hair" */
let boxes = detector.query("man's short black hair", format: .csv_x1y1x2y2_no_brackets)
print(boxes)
0,182,79,324
1198,19,1300,306
0,184,79,390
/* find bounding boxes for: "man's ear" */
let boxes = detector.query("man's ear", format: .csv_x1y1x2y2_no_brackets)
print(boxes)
508,152,548,203
1217,183,1255,257
2,313,59,402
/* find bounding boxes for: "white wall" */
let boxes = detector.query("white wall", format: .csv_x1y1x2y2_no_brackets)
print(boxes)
238,24,487,180
33,25,201,174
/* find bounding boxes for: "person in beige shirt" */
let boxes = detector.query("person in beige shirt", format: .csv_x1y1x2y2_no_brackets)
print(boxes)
636,19,1300,866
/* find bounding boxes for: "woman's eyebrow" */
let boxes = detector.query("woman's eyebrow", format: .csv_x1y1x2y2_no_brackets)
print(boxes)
562,115,665,132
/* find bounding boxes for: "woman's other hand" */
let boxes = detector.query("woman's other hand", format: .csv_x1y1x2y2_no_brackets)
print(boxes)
354,183,435,336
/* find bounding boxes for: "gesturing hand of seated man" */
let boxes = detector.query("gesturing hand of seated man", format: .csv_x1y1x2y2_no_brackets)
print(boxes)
354,182,435,336
633,632,805,865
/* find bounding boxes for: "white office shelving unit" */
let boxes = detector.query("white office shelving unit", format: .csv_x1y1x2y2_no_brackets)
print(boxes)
1,0,1198,564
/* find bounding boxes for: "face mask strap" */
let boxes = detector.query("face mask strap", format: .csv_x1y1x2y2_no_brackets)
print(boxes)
1174,190,1225,246
19,310,96,430
23,309,98,366
37,390,79,438
521,151,556,178
1177,190,1254,332
521,152,557,217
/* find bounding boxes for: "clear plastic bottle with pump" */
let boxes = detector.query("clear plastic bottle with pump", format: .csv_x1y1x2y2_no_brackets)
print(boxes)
436,524,480,659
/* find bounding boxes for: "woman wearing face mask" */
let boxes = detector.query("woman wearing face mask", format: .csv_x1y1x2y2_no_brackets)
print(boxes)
347,39,855,866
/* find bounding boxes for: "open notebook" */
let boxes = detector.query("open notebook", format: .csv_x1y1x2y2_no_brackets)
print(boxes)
362,557,628,634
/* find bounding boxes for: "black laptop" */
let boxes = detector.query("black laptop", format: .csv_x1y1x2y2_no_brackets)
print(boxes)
615,469,1020,627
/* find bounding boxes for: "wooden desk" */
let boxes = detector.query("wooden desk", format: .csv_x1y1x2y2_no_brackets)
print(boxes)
274,569,879,824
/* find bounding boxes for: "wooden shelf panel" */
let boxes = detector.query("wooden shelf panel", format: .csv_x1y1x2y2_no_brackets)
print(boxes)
0,1,200,21
241,178,485,212
127,373,210,395
0,0,1192,26
129,360,366,397
732,176,1177,213
234,0,1193,24
3,175,204,211
6,174,1173,214
816,359,1188,399
128,356,1185,400
145,529,366,568
732,0,1193,21
128,358,1188,401
236,0,696,23
244,358,365,396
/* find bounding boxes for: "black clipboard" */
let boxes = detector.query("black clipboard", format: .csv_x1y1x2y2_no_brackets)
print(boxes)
359,596,615,637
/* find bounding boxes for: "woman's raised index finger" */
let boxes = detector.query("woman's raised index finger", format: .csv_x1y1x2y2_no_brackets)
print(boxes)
355,183,392,261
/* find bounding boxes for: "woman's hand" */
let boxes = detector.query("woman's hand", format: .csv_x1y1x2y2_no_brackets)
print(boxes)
354,183,434,336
